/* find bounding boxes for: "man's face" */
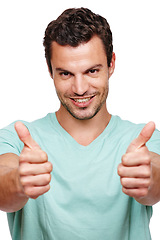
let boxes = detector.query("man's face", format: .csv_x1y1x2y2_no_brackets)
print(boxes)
50,36,115,120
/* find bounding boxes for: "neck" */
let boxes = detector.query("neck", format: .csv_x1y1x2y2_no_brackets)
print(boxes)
56,105,111,146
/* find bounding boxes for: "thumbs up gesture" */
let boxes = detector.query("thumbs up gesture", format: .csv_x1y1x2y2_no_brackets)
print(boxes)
118,122,155,200
14,122,53,199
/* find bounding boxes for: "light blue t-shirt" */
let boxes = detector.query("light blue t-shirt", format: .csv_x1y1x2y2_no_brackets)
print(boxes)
0,113,160,240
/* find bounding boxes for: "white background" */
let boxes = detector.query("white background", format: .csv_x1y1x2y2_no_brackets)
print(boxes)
0,0,159,239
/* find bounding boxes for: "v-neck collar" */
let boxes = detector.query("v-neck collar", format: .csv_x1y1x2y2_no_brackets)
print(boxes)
49,112,116,151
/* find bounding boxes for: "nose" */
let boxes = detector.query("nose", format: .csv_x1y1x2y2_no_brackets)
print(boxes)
72,74,89,95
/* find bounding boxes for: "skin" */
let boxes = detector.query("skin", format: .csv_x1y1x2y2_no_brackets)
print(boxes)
51,37,113,121
0,35,160,213
50,36,115,145
0,122,53,212
118,122,160,206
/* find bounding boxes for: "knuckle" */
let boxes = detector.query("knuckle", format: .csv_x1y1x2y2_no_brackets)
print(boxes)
24,184,51,199
45,173,51,184
117,164,124,177
122,187,148,198
117,165,121,176
121,154,127,165
19,163,29,175
19,148,31,162
24,187,37,199
45,162,53,173
120,177,126,186
40,174,51,185
140,165,151,177
19,153,26,162
43,184,51,194
144,166,151,177
141,149,151,163
122,179,128,188
41,151,48,161
122,187,128,195
145,178,151,187
145,154,151,164
138,178,151,188
20,176,27,186
138,188,148,198
19,166,25,176
46,184,51,192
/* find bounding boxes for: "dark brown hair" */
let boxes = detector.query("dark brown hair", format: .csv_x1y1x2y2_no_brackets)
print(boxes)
43,8,113,75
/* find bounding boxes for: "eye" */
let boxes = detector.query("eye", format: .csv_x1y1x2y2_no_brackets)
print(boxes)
87,68,99,77
60,71,70,76
59,71,72,79
89,69,98,74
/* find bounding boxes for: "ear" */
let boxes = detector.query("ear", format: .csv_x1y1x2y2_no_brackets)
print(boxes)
108,52,116,78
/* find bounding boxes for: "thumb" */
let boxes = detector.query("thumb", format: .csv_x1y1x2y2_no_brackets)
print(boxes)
126,121,156,153
14,121,40,149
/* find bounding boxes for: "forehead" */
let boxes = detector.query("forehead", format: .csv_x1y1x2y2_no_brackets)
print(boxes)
50,36,107,69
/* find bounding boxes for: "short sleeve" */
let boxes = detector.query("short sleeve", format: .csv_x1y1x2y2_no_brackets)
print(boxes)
147,128,160,155
0,122,24,156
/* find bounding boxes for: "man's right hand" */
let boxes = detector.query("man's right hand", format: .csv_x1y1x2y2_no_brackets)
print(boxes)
14,122,53,199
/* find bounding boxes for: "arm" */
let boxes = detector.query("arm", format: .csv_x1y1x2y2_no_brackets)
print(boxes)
118,122,160,206
0,122,52,213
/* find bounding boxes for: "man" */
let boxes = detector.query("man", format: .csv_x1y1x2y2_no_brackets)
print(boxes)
0,7,160,240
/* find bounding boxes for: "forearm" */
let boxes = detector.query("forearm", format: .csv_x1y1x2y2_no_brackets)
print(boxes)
0,153,28,212
135,152,160,206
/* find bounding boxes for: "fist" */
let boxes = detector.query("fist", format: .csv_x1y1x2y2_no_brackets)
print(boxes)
118,122,155,199
15,122,53,199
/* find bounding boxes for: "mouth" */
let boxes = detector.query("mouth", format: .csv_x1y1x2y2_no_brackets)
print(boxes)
70,95,95,107
72,97,93,103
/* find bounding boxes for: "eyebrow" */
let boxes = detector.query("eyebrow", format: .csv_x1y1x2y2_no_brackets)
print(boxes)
55,64,103,74
56,68,69,72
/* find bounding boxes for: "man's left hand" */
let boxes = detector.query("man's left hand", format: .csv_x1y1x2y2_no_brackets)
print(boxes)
118,122,155,199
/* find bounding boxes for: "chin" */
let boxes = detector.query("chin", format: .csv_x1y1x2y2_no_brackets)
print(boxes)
69,109,100,121
61,101,104,120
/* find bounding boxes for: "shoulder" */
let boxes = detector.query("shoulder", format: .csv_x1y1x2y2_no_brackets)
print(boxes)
0,113,55,154
0,113,54,134
112,115,160,154
111,115,145,138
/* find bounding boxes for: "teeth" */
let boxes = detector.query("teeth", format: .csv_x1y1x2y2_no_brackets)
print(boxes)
74,98,91,103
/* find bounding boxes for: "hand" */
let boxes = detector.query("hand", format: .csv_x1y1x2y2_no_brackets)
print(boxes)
14,122,53,199
118,122,155,200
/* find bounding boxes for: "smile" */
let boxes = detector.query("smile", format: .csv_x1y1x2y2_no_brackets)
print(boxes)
70,96,95,107
73,97,92,103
